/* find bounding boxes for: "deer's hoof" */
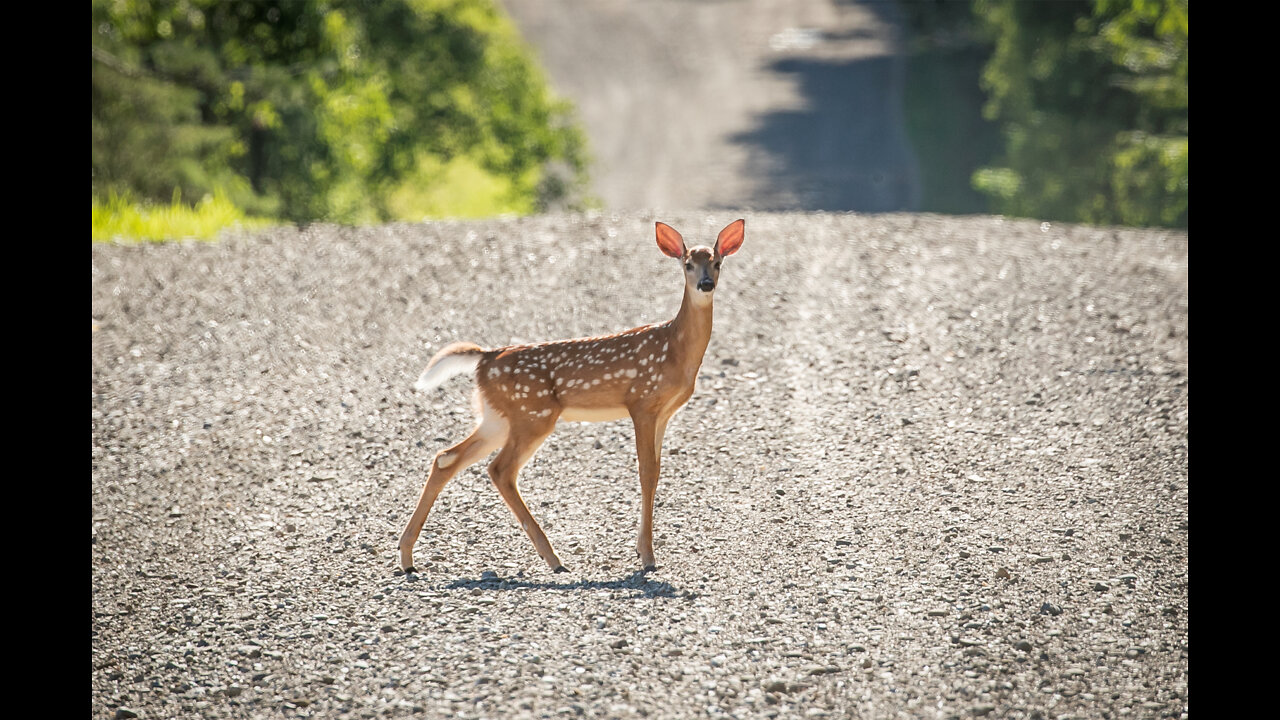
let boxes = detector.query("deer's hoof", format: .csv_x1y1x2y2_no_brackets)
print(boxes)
553,565,569,574
642,564,657,572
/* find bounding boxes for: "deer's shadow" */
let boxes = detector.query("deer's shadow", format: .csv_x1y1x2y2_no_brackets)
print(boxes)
416,568,682,600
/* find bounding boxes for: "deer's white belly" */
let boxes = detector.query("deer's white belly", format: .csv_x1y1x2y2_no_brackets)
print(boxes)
559,405,631,423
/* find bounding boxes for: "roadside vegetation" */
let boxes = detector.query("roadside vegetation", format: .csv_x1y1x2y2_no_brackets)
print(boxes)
902,0,1187,229
91,0,592,243
92,191,272,243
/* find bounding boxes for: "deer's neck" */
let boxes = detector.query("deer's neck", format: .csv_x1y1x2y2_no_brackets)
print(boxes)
667,286,714,382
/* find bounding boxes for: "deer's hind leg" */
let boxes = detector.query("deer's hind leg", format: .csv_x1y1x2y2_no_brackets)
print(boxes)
487,413,566,572
399,393,508,572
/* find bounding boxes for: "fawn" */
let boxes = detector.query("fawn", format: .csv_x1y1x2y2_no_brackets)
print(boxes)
399,219,745,573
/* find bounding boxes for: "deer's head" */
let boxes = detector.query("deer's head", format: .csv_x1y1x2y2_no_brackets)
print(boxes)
655,219,745,299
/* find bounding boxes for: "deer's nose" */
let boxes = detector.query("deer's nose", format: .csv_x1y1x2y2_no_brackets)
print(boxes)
697,278,715,292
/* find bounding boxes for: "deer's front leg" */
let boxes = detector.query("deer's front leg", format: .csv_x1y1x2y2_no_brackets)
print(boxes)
632,412,669,571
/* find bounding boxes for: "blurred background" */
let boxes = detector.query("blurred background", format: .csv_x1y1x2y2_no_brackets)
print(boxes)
91,0,1187,241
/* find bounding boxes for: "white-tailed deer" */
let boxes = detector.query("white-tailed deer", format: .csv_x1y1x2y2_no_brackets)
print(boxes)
399,219,745,574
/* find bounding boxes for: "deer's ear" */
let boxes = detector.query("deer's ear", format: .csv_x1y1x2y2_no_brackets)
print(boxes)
655,222,686,259
715,219,745,257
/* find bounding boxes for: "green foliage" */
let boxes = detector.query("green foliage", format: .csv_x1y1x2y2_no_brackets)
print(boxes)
92,190,271,243
91,0,591,228
972,0,1187,228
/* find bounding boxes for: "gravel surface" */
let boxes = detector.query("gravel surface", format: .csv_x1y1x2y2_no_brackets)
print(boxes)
92,212,1188,719
501,0,919,212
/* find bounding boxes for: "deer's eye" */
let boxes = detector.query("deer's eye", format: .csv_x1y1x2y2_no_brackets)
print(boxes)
714,262,721,270
685,263,693,271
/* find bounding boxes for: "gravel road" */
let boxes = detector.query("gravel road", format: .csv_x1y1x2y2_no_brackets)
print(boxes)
500,0,919,213
92,212,1188,719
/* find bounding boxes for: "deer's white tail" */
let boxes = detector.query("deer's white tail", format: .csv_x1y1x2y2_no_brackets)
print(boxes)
414,342,484,392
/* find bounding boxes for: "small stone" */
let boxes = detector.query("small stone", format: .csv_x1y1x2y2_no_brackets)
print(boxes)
972,705,996,717
995,567,1011,580
861,657,873,669
763,679,789,693
224,685,244,698
114,709,140,720
1092,582,1110,591
1014,640,1033,652
610,639,629,649
1039,603,1063,616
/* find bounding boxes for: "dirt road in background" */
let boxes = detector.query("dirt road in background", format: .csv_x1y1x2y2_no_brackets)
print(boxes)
500,0,920,213
93,212,1187,719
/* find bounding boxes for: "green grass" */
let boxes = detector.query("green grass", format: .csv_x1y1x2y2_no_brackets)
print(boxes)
92,191,273,243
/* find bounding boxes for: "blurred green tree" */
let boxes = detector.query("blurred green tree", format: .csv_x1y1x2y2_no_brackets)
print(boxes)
91,0,591,223
971,0,1187,228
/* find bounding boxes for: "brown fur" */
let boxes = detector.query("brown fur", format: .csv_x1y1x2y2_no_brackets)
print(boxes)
399,219,745,573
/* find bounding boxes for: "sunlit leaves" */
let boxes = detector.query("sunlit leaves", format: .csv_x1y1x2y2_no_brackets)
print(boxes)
972,0,1187,228
92,0,591,226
